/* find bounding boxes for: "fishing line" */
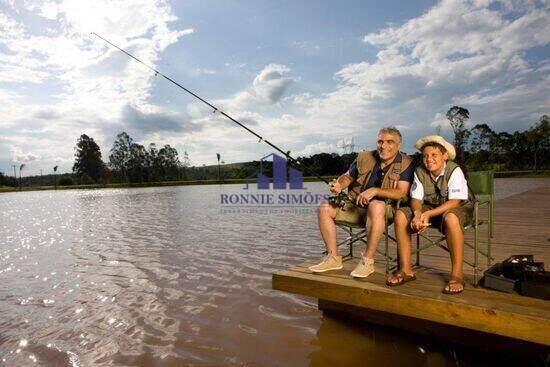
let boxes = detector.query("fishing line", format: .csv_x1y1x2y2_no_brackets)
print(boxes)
91,32,332,186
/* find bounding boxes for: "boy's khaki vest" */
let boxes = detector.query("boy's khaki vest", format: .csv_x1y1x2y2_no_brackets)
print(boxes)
348,150,413,199
415,161,473,206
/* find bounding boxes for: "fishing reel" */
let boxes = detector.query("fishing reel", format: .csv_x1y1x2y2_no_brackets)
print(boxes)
328,191,353,210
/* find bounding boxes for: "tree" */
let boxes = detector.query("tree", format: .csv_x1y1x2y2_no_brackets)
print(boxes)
526,115,550,170
157,144,180,180
109,132,133,181
467,123,497,169
446,106,471,164
0,171,17,187
146,143,159,181
73,134,105,183
127,143,148,182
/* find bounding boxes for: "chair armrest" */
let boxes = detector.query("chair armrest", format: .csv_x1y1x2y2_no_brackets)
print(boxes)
385,196,409,209
473,194,491,205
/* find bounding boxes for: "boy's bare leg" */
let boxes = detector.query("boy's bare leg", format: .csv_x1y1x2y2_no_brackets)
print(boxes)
317,200,338,255
444,213,465,291
363,200,385,259
394,210,414,274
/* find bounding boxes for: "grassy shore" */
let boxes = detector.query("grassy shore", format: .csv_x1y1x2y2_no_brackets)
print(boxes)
2,170,549,193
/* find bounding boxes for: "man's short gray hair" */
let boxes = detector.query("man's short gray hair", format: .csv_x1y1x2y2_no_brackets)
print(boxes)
378,126,402,143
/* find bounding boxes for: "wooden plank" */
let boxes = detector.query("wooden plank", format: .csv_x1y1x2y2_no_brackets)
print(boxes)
272,186,550,346
273,269,550,345
318,299,549,354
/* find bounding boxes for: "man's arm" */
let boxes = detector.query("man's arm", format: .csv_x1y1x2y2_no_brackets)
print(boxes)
329,172,354,194
355,180,410,206
336,172,354,190
375,180,410,200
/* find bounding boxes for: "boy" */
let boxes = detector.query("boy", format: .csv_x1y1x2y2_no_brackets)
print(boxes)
386,136,472,294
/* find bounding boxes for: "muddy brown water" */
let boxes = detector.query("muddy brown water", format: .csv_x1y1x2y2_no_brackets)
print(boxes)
1,178,549,366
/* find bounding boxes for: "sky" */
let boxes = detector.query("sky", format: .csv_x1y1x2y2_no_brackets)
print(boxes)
0,0,549,176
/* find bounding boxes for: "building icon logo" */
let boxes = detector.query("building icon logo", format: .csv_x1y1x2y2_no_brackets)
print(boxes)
221,152,327,210
245,153,304,190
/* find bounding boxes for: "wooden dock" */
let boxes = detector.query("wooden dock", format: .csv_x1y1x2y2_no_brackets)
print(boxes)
273,187,550,349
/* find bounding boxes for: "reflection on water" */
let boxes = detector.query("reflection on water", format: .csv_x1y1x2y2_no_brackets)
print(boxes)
1,178,548,366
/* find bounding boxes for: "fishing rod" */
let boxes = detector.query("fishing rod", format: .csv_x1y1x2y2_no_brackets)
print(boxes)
91,32,335,188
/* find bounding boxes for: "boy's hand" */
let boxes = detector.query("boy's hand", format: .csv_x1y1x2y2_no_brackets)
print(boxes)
329,179,342,195
411,211,431,232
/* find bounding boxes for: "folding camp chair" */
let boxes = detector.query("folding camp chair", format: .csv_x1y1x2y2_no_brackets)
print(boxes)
411,171,495,285
333,199,403,274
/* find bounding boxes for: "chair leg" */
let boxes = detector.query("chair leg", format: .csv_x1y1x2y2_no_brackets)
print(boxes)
385,214,389,274
487,201,492,267
487,223,492,268
349,228,353,258
416,233,420,267
474,202,479,286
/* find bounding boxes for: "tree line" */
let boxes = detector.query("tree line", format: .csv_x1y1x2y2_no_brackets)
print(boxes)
445,108,548,171
70,132,185,184
2,109,548,188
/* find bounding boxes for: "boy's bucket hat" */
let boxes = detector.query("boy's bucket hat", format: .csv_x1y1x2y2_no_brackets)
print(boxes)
414,135,456,160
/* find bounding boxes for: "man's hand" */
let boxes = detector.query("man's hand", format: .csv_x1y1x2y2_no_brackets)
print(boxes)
355,187,380,207
329,179,342,195
411,210,431,232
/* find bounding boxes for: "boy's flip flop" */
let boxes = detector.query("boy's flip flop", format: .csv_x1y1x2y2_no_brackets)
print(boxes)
443,276,465,294
386,271,416,287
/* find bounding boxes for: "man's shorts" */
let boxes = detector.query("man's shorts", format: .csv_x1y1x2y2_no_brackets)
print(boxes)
398,204,473,233
333,200,395,226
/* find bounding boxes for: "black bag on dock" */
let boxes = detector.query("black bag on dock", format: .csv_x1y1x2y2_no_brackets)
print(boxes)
518,270,550,300
483,254,550,300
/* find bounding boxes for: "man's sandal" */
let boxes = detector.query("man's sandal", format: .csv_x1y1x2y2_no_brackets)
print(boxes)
386,271,416,287
443,276,465,294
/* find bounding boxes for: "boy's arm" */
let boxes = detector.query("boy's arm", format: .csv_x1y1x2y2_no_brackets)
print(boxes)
410,199,424,231
410,198,423,214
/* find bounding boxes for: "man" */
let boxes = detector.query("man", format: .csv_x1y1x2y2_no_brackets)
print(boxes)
386,136,472,294
309,127,414,278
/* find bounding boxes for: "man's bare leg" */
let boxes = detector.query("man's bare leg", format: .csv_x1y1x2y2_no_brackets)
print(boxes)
363,200,386,259
317,200,338,255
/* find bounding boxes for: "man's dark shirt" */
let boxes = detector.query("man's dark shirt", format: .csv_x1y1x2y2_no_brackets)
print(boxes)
347,152,414,191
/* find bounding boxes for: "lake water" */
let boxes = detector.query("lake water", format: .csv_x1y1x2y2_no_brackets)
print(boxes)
1,178,549,366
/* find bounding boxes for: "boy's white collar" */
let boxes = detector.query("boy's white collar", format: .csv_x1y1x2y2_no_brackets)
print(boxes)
430,162,447,180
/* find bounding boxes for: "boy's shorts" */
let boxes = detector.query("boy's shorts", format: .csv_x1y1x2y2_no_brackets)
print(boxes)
398,204,473,233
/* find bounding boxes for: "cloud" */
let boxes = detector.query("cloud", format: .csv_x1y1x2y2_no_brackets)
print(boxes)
121,104,201,134
295,141,338,157
0,0,194,172
33,109,61,120
184,63,296,130
293,0,550,151
10,147,40,162
252,64,295,104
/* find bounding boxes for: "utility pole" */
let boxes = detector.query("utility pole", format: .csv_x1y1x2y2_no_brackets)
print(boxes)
53,166,58,190
12,165,16,180
216,153,221,182
19,164,25,190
